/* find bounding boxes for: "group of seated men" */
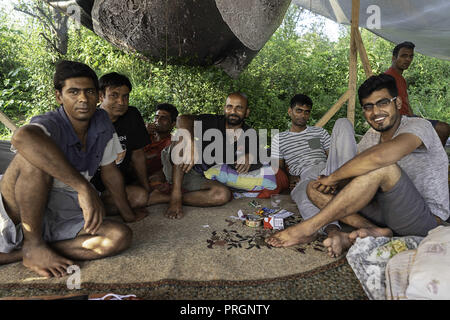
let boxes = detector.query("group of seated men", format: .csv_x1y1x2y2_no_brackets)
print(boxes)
0,41,448,278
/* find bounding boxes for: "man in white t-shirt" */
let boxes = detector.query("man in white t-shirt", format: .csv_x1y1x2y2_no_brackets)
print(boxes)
271,94,356,241
0,61,133,278
267,74,449,257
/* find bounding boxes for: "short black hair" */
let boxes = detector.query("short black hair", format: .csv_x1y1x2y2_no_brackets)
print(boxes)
53,60,98,92
99,72,132,93
290,94,313,108
156,103,179,122
358,74,398,106
392,41,415,57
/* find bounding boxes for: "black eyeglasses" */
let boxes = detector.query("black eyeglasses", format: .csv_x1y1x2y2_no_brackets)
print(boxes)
362,97,397,112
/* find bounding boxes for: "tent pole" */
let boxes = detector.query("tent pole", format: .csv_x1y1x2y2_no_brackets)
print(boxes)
347,0,360,126
315,90,352,127
316,0,373,128
355,27,373,78
0,111,17,133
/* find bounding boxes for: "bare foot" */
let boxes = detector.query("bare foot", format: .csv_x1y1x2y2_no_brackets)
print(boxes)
22,241,74,278
349,227,393,242
165,197,184,219
265,224,317,248
323,230,353,258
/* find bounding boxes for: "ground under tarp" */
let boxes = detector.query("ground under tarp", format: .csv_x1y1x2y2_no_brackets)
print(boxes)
0,195,367,299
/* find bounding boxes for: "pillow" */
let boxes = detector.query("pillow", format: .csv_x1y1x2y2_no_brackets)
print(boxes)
257,167,289,198
405,226,450,299
204,164,277,191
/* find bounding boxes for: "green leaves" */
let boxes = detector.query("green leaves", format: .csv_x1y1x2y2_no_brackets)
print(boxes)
0,1,449,141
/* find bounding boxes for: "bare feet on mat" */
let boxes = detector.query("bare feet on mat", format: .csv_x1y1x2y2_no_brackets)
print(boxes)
323,230,353,258
22,241,73,278
348,227,393,242
165,198,184,219
265,224,317,248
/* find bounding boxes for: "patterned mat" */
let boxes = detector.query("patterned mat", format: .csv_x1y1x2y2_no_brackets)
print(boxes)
0,195,367,299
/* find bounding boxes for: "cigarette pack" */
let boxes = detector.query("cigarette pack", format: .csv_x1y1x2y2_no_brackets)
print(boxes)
263,217,284,230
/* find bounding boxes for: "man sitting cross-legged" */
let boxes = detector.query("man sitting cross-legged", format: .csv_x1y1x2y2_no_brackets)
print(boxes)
266,74,449,257
271,94,357,241
90,72,154,222
162,92,263,219
144,103,178,191
0,61,133,278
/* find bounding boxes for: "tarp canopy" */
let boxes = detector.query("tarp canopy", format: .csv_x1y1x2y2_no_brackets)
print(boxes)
293,0,450,61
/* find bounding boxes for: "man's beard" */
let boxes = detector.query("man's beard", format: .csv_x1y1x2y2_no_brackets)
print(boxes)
372,123,396,132
370,113,399,133
225,114,244,126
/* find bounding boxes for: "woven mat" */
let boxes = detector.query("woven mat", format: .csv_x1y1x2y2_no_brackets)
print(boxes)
0,195,366,299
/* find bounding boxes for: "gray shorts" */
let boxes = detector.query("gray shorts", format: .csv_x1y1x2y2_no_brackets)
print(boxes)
359,169,438,237
0,187,85,253
161,144,210,192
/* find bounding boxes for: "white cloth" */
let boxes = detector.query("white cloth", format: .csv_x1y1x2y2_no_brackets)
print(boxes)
405,226,450,299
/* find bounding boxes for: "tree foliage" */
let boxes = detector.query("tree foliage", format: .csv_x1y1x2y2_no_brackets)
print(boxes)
0,2,449,140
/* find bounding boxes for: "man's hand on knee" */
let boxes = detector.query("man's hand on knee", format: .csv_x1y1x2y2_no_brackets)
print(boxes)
77,184,105,234
312,175,338,195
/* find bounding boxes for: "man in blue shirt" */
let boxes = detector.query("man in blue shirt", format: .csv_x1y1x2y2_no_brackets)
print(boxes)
0,61,134,278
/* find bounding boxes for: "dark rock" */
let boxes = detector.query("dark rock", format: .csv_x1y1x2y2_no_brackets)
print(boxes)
45,0,290,77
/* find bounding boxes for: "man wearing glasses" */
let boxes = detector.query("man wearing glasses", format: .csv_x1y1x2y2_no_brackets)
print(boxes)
266,74,448,258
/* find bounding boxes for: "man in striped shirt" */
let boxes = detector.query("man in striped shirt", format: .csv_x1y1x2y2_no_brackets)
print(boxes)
271,94,357,242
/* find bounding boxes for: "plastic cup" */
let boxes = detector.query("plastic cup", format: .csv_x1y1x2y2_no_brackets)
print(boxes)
270,194,282,209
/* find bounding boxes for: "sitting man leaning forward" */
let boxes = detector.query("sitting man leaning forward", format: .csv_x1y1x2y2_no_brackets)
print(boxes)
0,60,133,278
266,74,449,257
162,92,263,219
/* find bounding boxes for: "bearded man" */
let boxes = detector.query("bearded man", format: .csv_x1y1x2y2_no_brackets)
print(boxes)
161,92,263,219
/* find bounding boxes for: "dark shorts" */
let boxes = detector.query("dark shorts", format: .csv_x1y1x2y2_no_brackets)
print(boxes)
359,169,438,237
91,167,135,193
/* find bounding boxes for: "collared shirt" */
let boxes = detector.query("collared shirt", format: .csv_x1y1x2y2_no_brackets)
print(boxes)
29,106,122,184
